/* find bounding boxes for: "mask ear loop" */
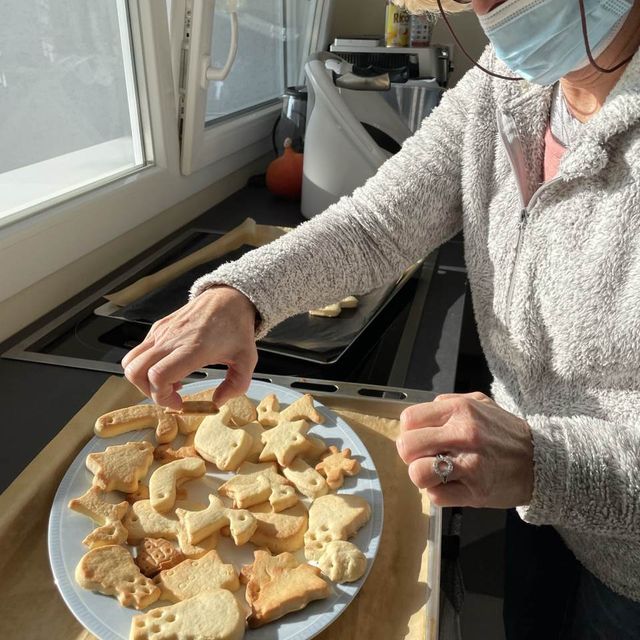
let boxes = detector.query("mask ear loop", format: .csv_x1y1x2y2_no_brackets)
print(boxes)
435,0,521,81
578,0,635,74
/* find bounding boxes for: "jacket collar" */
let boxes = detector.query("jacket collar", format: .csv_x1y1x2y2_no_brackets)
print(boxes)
489,46,640,180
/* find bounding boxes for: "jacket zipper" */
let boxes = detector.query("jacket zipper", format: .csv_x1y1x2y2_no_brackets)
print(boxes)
497,110,561,322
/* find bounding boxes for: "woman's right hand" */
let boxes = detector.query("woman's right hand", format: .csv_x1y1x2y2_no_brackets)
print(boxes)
121,286,258,411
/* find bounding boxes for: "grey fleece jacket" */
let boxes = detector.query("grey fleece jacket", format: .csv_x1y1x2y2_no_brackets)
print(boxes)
191,47,640,600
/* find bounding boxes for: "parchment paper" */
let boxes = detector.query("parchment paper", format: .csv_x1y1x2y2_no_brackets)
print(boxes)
0,377,432,640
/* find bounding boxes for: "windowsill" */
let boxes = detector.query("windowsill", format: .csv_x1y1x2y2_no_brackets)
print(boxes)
0,138,144,228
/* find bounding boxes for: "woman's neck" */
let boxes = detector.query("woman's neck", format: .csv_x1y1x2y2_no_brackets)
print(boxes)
560,1,640,123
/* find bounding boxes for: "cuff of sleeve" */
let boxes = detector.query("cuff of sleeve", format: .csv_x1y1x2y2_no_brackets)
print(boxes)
516,415,569,526
189,267,272,340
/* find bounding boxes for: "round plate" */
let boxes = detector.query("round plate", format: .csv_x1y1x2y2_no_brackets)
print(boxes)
48,380,384,640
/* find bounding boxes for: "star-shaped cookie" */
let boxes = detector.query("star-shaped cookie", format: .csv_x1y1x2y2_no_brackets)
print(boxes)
259,419,311,467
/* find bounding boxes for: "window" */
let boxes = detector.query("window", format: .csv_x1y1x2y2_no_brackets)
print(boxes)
0,0,146,225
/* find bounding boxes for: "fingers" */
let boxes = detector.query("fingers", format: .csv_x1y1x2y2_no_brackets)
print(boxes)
426,482,474,508
147,347,205,410
123,343,173,397
121,336,154,371
396,426,454,464
407,455,460,489
212,347,258,407
434,392,491,404
400,399,456,432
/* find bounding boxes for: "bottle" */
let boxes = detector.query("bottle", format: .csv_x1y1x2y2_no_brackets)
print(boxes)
385,0,410,48
409,12,437,48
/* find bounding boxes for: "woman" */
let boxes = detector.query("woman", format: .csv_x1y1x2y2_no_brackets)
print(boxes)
123,0,640,636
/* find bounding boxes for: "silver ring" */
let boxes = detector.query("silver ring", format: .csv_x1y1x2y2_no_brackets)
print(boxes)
433,454,454,484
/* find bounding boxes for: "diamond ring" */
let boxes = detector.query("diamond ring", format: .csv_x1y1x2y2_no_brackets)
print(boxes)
433,453,454,484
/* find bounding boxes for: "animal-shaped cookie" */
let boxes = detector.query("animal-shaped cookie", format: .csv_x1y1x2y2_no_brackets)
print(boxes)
176,494,257,546
95,405,179,444
304,494,371,560
194,406,253,471
124,499,181,544
301,436,328,463
282,458,329,500
315,446,361,490
75,544,160,609
153,550,239,602
236,421,266,463
240,550,330,628
248,501,309,554
68,486,128,525
317,540,367,583
154,444,200,463
86,441,154,493
125,483,151,504
129,590,245,640
218,461,297,511
149,457,206,512
82,521,129,549
225,394,258,426
135,537,185,577
256,394,280,427
259,419,311,467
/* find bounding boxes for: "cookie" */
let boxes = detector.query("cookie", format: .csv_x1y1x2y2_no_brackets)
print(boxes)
317,540,367,583
315,446,361,490
300,436,328,463
340,295,359,309
236,421,265,463
256,394,280,427
75,544,160,610
83,520,129,549
95,405,179,444
153,550,239,602
194,406,253,471
240,550,330,628
86,441,154,493
149,457,206,513
309,303,341,317
177,529,219,559
135,538,186,578
129,590,245,640
259,419,311,467
68,486,129,525
304,494,371,560
176,494,256,546
154,444,200,463
124,499,181,544
225,394,258,426
218,461,297,512
282,457,329,500
165,400,217,416
248,501,308,554
125,484,151,504
280,394,325,425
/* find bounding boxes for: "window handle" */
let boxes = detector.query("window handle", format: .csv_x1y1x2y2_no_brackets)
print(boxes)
201,0,239,86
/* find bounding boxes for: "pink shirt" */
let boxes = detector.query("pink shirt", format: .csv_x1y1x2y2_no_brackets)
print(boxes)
543,124,567,182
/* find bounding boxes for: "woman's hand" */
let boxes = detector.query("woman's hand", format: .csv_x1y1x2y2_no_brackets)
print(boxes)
121,286,258,410
396,392,534,508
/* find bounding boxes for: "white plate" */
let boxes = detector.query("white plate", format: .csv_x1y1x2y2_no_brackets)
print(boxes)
49,380,384,640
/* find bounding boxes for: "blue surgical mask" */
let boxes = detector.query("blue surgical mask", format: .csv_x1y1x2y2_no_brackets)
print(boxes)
478,0,633,85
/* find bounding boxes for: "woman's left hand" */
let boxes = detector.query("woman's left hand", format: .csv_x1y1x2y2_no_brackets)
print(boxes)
396,392,534,508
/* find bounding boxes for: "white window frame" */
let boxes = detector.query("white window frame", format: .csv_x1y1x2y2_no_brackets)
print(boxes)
0,0,333,306
0,0,269,304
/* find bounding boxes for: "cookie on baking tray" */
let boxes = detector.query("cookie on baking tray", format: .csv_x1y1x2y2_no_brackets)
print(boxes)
241,550,330,628
130,590,245,640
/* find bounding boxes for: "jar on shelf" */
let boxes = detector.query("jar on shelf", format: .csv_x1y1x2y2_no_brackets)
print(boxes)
385,0,410,47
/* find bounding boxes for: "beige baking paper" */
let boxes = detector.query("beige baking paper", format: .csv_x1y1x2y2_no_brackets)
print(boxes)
105,218,290,307
0,377,432,640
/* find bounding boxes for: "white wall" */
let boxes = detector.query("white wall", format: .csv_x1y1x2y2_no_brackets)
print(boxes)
329,2,488,86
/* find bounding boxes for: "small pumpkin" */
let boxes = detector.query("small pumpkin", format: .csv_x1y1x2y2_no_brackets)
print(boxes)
266,138,304,200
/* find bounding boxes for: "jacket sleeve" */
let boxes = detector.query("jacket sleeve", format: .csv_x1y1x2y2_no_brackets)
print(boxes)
190,55,489,336
518,412,640,540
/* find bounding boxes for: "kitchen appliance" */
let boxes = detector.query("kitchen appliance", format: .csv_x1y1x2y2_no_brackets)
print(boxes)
272,86,308,156
301,53,413,219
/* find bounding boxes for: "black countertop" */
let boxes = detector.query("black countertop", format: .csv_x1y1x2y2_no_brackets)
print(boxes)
0,181,466,493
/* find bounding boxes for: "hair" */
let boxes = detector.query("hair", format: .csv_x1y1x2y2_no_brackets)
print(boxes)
392,0,471,13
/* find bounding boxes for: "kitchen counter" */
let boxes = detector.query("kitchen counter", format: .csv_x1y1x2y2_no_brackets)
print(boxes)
0,180,467,494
